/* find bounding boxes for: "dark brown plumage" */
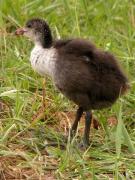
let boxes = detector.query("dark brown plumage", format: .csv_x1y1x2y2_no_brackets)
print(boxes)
53,39,128,110
15,18,129,148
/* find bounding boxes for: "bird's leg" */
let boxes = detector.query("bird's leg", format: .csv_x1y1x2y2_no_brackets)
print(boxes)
42,107,83,149
70,107,83,138
82,111,92,147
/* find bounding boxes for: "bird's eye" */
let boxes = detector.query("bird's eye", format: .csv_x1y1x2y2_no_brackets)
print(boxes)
27,24,32,28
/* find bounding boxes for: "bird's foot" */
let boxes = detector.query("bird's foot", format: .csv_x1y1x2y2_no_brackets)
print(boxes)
78,138,90,150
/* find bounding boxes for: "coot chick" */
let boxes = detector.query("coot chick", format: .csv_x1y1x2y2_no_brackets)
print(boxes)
15,18,129,147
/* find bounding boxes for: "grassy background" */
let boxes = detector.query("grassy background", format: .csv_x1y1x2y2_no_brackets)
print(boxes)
0,0,135,179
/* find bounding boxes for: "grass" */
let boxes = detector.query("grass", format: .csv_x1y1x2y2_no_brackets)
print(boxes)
0,0,135,179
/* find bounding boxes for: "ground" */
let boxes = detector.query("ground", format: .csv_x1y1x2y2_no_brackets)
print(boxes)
0,0,135,179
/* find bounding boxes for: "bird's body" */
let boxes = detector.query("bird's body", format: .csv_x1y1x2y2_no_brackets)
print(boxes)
30,39,128,110
15,18,129,147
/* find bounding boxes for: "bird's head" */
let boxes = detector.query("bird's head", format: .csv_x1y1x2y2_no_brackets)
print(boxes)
15,18,52,48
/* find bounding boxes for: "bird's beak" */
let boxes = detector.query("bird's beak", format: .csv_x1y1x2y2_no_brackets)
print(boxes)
15,27,27,35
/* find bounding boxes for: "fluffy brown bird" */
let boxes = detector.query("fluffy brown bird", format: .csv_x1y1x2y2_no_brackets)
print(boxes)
15,18,129,147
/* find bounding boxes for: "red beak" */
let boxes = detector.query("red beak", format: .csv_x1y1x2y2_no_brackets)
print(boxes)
15,28,26,35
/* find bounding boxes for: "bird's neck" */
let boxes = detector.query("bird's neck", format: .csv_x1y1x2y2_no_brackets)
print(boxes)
41,31,53,48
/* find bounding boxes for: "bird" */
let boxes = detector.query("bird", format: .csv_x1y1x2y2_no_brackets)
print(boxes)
15,18,129,148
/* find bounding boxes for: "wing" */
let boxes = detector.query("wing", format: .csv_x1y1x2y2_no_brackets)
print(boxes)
54,38,96,61
53,39,98,93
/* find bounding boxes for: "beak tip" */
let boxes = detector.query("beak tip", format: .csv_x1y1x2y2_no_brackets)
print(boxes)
15,31,18,35
15,28,25,36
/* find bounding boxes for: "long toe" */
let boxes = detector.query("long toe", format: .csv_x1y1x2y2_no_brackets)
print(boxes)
43,142,66,150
